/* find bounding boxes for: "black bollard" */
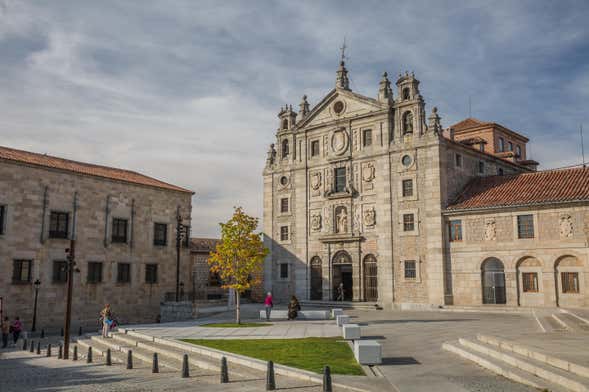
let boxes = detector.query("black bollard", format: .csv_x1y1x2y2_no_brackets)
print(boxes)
323,366,332,392
46,344,52,357
40,329,45,339
266,360,276,391
126,350,133,369
181,354,189,378
60,328,64,337
22,339,27,351
58,344,63,359
87,346,93,363
73,345,78,361
152,353,159,373
36,341,41,355
106,348,112,366
29,340,34,353
78,326,82,336
220,356,229,384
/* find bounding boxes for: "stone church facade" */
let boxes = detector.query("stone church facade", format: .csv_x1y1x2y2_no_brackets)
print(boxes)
262,61,589,309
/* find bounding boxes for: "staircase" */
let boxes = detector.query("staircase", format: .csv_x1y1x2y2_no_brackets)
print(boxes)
443,334,589,392
299,300,382,310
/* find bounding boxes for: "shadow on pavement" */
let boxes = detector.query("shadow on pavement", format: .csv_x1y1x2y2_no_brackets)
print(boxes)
363,319,477,325
380,357,420,366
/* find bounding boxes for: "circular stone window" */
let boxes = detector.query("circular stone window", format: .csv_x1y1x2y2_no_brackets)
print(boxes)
401,154,413,167
280,176,288,186
333,101,344,114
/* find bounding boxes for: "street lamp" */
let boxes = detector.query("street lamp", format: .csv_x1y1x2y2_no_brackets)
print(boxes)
175,207,189,302
31,279,41,332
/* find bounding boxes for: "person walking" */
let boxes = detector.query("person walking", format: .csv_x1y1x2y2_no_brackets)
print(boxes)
1,317,9,348
11,317,22,345
337,283,345,301
100,304,112,338
264,292,273,321
287,296,301,320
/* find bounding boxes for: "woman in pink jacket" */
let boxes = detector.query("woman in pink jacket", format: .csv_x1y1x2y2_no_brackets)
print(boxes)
264,292,273,321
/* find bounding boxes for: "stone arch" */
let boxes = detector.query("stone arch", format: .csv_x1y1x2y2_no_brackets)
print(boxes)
310,256,323,300
515,256,543,306
282,118,288,130
554,255,584,307
402,111,413,135
481,257,506,304
363,254,378,301
402,87,411,100
332,250,352,301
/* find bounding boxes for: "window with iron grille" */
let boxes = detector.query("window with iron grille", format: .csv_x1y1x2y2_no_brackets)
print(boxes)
112,218,128,243
517,215,534,239
52,260,68,283
363,129,372,147
117,263,131,283
508,141,513,151
498,137,505,152
449,220,462,242
403,214,415,232
280,226,289,241
334,167,346,193
280,198,289,213
311,140,320,157
153,223,167,246
478,161,485,174
87,262,103,283
561,272,580,293
49,211,69,239
12,260,31,283
145,264,158,284
0,205,5,235
280,263,289,279
455,153,462,168
402,179,413,197
404,261,416,279
522,272,539,292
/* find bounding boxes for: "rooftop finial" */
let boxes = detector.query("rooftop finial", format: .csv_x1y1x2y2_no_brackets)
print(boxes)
340,37,347,64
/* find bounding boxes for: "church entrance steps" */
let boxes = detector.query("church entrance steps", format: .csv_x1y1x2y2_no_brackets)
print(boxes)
438,305,535,314
443,335,589,392
299,300,381,310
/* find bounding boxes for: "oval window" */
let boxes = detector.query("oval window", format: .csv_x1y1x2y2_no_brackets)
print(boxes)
280,176,288,186
401,155,412,167
333,101,344,114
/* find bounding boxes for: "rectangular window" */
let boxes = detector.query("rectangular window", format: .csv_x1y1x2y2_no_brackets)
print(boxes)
87,262,103,283
145,264,158,284
52,260,68,283
112,218,128,243
280,226,289,241
403,213,415,232
153,223,167,246
498,137,505,152
12,260,32,283
522,272,539,293
478,161,485,174
117,263,131,283
311,140,320,157
516,145,522,157
449,220,462,242
280,263,289,279
0,205,5,235
561,272,580,294
404,260,416,279
402,179,413,197
479,143,485,152
508,141,513,151
49,211,69,239
455,153,462,168
363,129,372,147
280,198,289,213
517,215,534,239
498,168,504,176
334,167,346,193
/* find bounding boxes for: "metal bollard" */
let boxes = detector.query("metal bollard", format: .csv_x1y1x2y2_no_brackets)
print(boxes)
220,356,229,384
46,344,52,357
126,350,133,369
73,345,78,361
36,341,41,355
323,366,332,392
40,329,45,339
106,348,112,366
29,340,34,353
22,339,27,351
78,326,83,336
58,344,63,359
266,360,276,391
152,353,159,373
87,346,93,363
181,354,189,378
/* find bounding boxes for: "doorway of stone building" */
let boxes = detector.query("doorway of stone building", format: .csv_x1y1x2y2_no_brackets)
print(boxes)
332,250,353,301
482,257,506,304
310,256,323,300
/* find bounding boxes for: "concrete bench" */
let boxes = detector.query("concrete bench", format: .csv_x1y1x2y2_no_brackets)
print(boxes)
336,315,350,326
342,323,361,340
331,308,344,318
259,310,330,320
354,340,382,365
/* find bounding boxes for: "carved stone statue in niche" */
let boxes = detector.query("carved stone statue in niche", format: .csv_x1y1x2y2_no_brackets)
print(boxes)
484,220,496,241
364,207,376,227
311,172,322,191
311,213,322,232
560,215,573,238
335,206,348,234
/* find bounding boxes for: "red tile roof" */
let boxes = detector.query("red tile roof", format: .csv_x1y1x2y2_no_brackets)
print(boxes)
446,166,589,210
451,117,492,131
190,237,220,253
0,145,193,194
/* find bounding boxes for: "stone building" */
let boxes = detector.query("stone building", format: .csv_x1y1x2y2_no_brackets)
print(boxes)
0,145,193,328
262,61,589,308
189,237,224,300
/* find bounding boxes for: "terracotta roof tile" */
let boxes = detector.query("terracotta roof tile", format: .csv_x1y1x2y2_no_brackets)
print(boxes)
446,166,589,210
0,145,193,194
190,237,220,252
451,118,491,131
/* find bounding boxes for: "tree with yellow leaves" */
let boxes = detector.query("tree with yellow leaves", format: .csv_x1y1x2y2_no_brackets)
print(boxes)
209,207,268,324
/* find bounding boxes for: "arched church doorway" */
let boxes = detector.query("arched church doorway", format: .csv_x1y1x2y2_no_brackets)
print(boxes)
482,258,506,304
332,250,353,301
363,255,378,301
310,257,323,300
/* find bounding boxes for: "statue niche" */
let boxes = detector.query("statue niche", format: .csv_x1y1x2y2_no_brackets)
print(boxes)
560,215,573,238
402,111,413,135
335,206,348,234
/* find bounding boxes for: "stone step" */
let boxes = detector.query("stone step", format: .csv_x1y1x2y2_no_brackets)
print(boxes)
299,300,381,310
442,340,562,391
459,338,589,392
75,338,127,364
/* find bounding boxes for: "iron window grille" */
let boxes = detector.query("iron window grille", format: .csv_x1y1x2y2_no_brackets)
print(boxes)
52,260,68,283
334,167,346,193
280,198,289,213
517,215,534,239
112,218,128,243
117,263,131,283
12,260,32,283
49,211,69,239
363,129,372,147
561,272,580,293
280,226,289,241
402,179,413,197
311,140,320,157
87,262,103,283
145,264,158,284
403,214,415,232
522,272,539,293
404,261,416,279
153,223,167,246
280,263,289,279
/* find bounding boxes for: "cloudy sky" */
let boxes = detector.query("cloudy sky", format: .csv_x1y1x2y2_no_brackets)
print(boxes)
1,1,588,237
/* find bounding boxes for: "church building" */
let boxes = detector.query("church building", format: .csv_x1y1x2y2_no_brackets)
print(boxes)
262,60,589,309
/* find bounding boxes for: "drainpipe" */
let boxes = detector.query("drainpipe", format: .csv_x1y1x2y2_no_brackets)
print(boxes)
40,186,48,244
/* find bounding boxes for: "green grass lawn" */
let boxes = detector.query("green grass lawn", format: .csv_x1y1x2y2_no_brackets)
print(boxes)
182,337,364,375
199,323,272,328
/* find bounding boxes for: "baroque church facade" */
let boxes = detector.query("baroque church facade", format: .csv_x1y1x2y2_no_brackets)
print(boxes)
262,61,589,309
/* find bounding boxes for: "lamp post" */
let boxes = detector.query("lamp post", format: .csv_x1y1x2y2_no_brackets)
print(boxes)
175,207,189,302
31,279,41,332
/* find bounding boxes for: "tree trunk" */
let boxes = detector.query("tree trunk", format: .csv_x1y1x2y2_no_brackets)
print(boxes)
236,290,241,324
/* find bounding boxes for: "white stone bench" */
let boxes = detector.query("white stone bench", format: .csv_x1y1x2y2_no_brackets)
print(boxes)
354,340,382,365
336,315,350,326
331,308,344,318
342,323,361,340
259,310,330,320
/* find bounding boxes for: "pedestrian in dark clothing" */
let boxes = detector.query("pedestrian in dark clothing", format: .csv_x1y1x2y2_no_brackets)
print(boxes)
1,317,9,348
287,296,301,320
11,317,22,344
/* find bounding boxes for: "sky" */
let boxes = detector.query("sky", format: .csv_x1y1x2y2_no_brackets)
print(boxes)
1,1,588,237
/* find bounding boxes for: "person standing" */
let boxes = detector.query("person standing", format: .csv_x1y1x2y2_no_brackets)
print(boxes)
264,292,273,321
11,317,22,345
287,296,301,320
337,283,345,301
1,317,9,348
100,304,112,338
